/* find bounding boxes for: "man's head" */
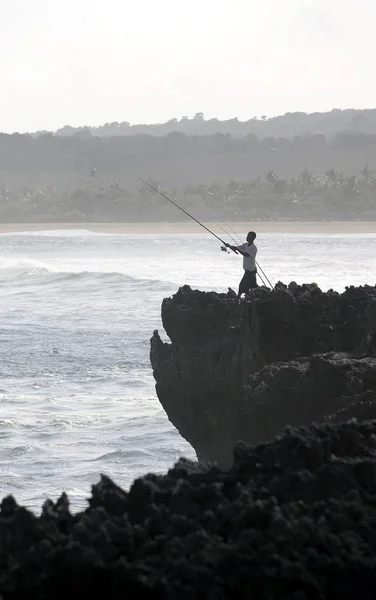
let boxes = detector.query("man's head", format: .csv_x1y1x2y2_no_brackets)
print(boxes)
246,231,256,243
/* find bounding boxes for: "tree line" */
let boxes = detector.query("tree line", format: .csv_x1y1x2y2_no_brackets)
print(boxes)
1,166,375,223
31,108,376,140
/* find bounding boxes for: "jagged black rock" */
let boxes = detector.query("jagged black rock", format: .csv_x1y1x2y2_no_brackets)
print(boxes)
2,421,376,598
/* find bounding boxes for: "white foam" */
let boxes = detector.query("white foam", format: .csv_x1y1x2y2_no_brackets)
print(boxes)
0,257,52,276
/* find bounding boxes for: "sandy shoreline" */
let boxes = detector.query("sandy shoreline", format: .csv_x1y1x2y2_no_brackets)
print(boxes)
0,221,375,234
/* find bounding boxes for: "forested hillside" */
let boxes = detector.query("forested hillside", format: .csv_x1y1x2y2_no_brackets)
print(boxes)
1,109,376,222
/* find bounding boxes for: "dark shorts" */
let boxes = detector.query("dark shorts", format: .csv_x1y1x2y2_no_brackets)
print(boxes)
238,269,257,295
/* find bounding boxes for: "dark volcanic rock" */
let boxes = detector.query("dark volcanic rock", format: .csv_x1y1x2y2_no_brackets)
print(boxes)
150,284,376,467
4,421,376,598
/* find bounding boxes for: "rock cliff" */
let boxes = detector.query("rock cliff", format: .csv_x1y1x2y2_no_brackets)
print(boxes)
150,283,376,467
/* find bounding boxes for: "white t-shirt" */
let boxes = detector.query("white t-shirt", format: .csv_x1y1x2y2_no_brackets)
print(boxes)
237,242,257,271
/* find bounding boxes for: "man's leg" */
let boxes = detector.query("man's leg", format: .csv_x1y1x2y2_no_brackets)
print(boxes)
238,271,248,297
249,268,258,289
239,270,258,298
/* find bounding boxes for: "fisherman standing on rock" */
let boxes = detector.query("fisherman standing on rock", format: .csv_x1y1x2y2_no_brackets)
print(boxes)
128,173,267,292
225,231,258,297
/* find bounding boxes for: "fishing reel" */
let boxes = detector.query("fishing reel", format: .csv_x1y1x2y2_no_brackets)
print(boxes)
221,244,238,254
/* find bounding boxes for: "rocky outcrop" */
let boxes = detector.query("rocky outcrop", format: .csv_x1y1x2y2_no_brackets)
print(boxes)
150,283,376,467
4,420,376,598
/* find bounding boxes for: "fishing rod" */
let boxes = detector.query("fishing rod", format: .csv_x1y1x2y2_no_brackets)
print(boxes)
255,262,274,290
130,171,239,254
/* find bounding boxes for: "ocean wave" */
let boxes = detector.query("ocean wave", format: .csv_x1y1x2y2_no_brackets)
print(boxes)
0,258,175,289
0,257,51,276
4,445,36,459
91,448,152,462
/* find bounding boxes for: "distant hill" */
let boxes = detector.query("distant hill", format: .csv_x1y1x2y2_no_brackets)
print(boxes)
30,108,376,140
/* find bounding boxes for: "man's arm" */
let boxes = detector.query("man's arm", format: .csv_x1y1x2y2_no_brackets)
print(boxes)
225,243,250,256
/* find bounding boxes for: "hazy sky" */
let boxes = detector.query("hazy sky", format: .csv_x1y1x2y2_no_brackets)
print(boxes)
1,0,375,132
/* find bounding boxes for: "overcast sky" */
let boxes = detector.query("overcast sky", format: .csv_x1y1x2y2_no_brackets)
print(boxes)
1,0,375,133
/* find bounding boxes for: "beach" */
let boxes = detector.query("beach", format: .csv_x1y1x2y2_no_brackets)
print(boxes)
0,221,376,234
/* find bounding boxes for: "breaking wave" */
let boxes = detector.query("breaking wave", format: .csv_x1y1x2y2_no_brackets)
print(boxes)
0,257,174,289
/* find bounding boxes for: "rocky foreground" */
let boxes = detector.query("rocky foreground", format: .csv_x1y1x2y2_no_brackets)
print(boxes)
2,283,376,598
2,420,376,598
150,283,376,467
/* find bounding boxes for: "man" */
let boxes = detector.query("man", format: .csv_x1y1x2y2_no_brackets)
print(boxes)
226,231,258,297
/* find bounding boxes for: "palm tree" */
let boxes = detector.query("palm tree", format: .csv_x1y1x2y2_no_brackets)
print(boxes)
265,169,277,184
360,163,373,182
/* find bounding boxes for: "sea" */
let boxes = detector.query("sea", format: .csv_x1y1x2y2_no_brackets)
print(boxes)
0,229,375,513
